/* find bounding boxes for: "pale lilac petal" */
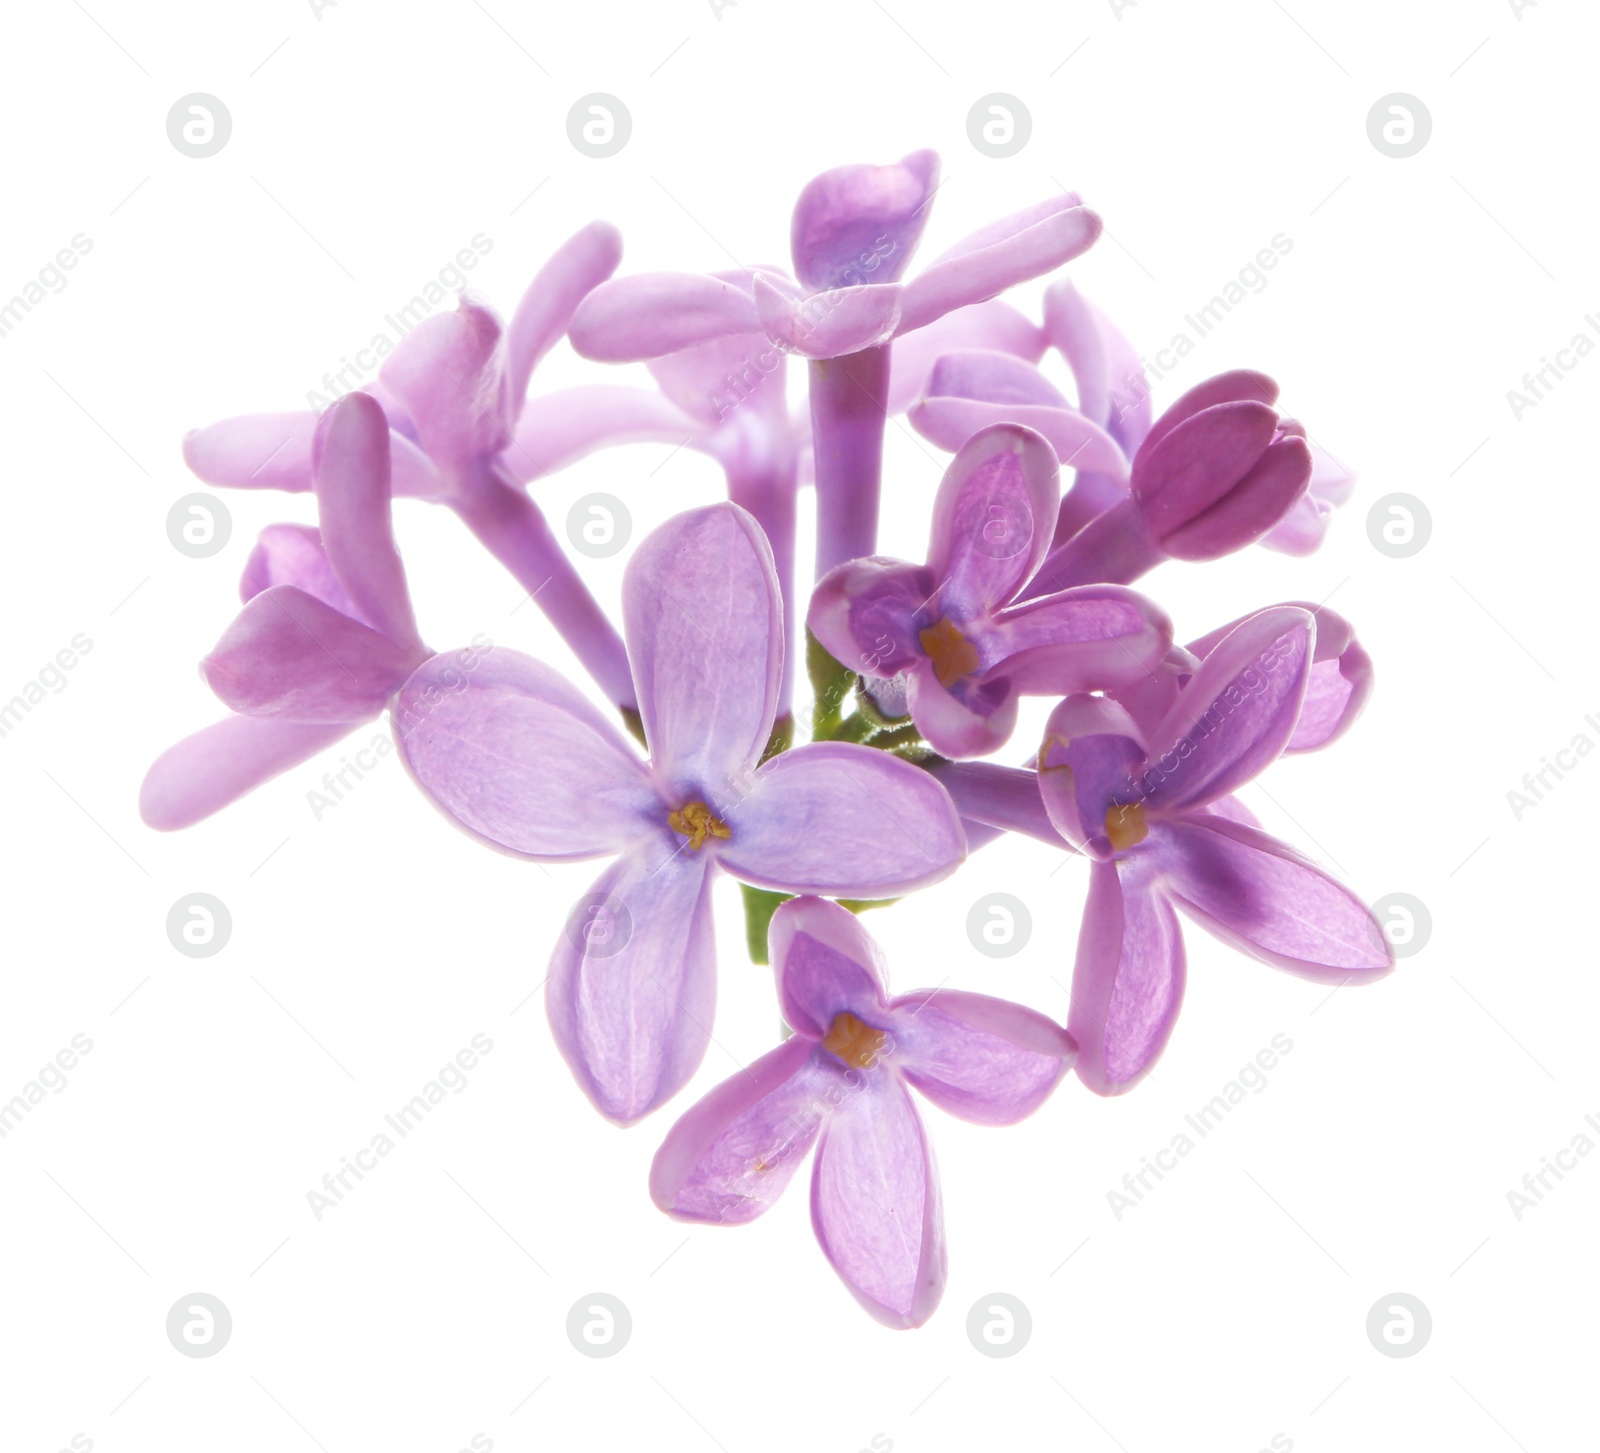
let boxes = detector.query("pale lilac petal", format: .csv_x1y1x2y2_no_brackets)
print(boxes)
1141,606,1314,811
650,1039,834,1222
769,895,890,1039
645,296,789,429
394,647,655,860
506,220,622,405
568,273,761,361
790,149,938,290
202,587,415,723
926,425,1059,619
1259,491,1333,556
139,715,353,830
546,845,715,1124
887,990,1075,1124
183,412,316,492
1291,645,1373,753
240,524,358,619
720,742,966,897
806,557,932,680
977,585,1172,694
1070,855,1185,1096
1037,695,1148,855
905,665,1018,759
506,385,699,484
1158,817,1393,983
899,195,1102,335
185,412,441,498
623,503,780,786
753,273,901,358
311,392,421,653
1043,281,1152,451
811,1077,945,1328
887,300,1045,416
378,294,509,479
910,385,1129,483
921,349,1072,408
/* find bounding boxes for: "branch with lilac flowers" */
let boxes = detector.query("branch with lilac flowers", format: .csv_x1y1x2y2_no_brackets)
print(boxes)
142,148,1394,1330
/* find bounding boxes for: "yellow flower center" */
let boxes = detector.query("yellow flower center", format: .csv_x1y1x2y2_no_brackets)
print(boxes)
918,616,980,688
1104,801,1148,852
667,800,730,851
821,1011,887,1070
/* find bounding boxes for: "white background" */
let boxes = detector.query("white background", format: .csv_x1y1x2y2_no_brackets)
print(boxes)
1,1,1594,1450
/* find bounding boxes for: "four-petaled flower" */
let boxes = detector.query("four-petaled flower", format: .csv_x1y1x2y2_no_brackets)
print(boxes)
651,895,1076,1328
809,422,1173,757
1035,606,1393,1095
395,503,966,1123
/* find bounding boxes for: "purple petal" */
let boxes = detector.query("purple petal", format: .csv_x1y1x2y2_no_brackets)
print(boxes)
1037,694,1148,855
546,845,716,1124
393,647,655,860
977,585,1173,694
311,393,421,654
140,714,353,830
906,665,1019,758
507,385,699,484
645,289,789,429
887,300,1045,416
770,895,890,1039
240,524,358,619
650,1038,834,1222
1140,606,1314,812
910,394,1131,483
1131,400,1280,542
1158,816,1393,982
1070,855,1186,1096
1139,369,1279,459
183,412,316,492
1186,603,1371,755
1161,434,1312,560
887,990,1075,1124
379,293,510,480
623,503,781,786
752,273,901,358
506,220,622,406
202,587,416,723
568,272,761,362
807,557,934,681
184,412,442,498
811,1077,945,1328
790,149,939,291
926,424,1060,619
899,195,1102,335
719,742,966,897
1043,280,1152,451
921,348,1072,408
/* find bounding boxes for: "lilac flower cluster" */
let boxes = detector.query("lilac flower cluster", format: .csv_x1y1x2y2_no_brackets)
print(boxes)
145,150,1392,1329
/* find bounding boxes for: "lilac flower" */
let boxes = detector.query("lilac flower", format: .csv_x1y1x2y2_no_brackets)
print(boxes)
807,423,1172,757
568,151,1099,575
142,393,438,828
393,503,966,1124
182,223,638,712
1032,606,1392,1093
930,606,1390,1094
650,895,1074,1328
